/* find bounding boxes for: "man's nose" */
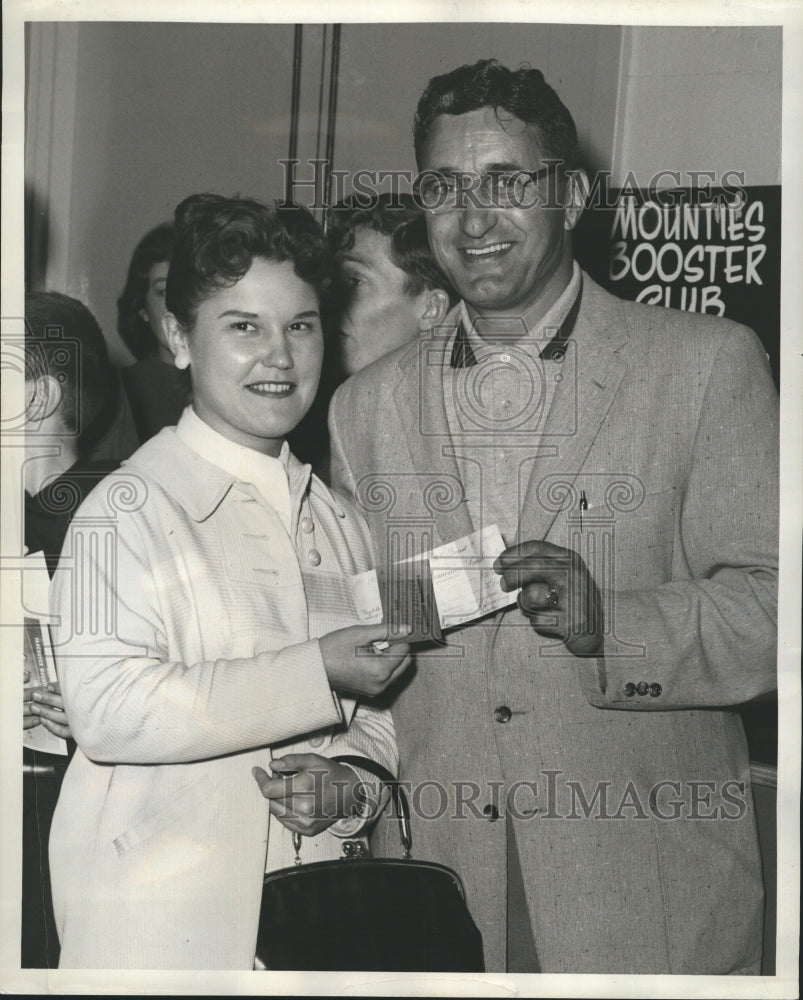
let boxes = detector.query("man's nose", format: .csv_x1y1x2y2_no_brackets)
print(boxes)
460,202,499,239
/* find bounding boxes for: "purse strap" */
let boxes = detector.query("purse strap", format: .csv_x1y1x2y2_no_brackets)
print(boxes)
333,754,413,859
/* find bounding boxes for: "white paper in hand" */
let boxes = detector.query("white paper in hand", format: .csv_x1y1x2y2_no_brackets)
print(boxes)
408,525,519,629
347,569,384,625
23,551,68,755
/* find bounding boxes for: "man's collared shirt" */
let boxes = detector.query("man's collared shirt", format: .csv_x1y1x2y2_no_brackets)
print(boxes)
442,262,582,545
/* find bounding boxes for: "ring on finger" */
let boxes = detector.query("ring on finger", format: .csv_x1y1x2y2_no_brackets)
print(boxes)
546,586,560,608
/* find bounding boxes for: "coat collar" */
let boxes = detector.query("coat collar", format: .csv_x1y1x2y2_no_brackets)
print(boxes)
517,274,631,543
123,428,345,524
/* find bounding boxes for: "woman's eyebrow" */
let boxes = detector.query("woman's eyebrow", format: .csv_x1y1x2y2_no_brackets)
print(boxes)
217,309,260,319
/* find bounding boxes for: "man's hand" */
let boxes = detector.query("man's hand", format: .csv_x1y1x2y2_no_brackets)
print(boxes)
319,624,411,697
29,682,72,739
494,540,604,657
252,753,365,837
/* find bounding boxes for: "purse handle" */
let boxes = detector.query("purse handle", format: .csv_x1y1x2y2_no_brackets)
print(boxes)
333,754,413,859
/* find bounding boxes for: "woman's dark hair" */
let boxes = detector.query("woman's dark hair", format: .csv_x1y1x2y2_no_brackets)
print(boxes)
413,58,579,172
116,222,174,361
166,193,331,330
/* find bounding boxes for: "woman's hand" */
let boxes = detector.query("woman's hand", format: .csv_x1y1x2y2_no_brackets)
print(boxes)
29,682,72,739
319,624,411,697
252,753,365,837
23,673,41,730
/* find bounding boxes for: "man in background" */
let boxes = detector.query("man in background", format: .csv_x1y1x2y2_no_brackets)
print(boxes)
326,193,456,376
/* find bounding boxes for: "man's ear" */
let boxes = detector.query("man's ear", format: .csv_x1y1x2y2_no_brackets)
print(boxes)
26,374,63,423
417,288,452,332
163,313,191,369
563,167,589,232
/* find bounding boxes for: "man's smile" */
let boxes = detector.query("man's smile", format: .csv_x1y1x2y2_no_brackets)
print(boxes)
461,241,514,260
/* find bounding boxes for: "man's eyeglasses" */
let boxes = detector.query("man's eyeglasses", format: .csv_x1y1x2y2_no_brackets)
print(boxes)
414,162,567,214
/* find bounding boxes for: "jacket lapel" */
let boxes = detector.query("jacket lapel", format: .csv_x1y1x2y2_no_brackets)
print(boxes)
392,332,475,549
517,276,631,544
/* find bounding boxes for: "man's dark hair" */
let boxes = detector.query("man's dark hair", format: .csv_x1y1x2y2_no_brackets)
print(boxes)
326,193,458,305
116,222,175,361
25,291,118,454
166,193,330,330
413,58,579,172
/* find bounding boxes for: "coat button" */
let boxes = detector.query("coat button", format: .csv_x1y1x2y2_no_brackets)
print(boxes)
636,681,649,696
307,549,322,566
494,705,512,723
300,517,314,533
649,683,662,697
309,735,324,748
483,804,500,821
624,683,636,697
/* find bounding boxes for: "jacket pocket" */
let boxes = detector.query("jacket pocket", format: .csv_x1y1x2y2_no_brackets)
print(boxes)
113,774,217,856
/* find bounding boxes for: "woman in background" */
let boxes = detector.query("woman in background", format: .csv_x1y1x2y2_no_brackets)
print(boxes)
49,194,409,969
117,222,190,441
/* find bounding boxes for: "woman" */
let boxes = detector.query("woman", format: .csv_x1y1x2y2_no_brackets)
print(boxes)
49,194,410,970
117,222,191,441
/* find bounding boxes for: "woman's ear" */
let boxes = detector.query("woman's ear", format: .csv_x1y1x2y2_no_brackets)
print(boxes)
163,313,191,370
417,288,452,332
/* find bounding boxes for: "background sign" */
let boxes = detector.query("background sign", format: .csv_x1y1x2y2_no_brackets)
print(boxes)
576,186,781,387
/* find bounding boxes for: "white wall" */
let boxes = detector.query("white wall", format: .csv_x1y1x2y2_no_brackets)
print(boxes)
333,23,623,180
28,21,298,365
612,25,782,187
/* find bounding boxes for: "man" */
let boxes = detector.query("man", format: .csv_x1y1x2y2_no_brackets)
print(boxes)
22,291,119,967
326,193,456,376
329,60,778,974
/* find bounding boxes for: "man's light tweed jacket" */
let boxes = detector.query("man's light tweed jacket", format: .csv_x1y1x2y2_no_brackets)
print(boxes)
328,273,778,974
49,430,397,970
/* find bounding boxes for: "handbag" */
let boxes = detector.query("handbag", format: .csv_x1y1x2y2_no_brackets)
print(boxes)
255,755,485,972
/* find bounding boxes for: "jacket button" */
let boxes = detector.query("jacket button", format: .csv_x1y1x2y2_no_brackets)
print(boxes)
307,549,322,566
649,683,662,697
636,681,649,696
309,735,324,748
483,804,500,821
624,682,636,697
494,705,512,723
300,517,314,533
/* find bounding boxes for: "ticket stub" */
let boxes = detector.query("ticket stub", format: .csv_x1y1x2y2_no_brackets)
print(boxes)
306,523,515,656
415,524,519,629
376,558,442,645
